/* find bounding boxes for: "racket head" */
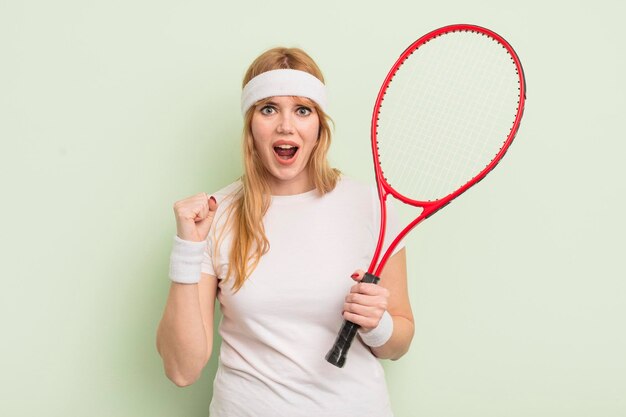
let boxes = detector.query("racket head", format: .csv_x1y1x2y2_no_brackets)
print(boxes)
372,24,526,207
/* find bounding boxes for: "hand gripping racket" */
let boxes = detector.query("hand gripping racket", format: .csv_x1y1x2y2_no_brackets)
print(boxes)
326,24,526,368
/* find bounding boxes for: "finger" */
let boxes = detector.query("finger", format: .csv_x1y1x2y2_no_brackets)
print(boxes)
196,202,218,236
208,195,218,211
350,269,366,281
194,201,209,219
350,282,390,297
342,311,380,330
174,200,202,221
343,301,379,317
196,193,218,220
345,295,389,313
345,292,387,308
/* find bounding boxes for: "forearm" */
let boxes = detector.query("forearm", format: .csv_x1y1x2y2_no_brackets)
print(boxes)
369,315,414,360
156,283,209,386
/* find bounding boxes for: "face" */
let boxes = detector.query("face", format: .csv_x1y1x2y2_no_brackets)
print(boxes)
251,96,320,195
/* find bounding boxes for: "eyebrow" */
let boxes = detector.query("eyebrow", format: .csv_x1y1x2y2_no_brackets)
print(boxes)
260,99,314,108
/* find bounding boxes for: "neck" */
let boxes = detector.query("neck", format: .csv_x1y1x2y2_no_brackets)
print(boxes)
268,176,316,196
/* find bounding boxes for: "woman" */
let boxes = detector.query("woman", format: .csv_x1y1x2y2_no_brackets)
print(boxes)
156,47,414,417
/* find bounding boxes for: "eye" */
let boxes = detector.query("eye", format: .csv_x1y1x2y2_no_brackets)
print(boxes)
259,105,276,115
296,106,312,116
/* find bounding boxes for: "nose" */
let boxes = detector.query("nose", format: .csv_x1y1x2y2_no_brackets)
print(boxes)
277,113,294,134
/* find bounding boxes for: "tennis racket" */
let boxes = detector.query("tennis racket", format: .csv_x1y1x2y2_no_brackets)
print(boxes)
325,24,526,368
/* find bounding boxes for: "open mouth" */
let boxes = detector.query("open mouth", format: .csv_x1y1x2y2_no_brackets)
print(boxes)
273,145,299,160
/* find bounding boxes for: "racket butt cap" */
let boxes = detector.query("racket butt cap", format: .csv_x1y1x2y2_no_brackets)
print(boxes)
325,347,347,368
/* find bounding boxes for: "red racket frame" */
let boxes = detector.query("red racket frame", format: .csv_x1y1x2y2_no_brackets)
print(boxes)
369,23,526,277
326,24,526,368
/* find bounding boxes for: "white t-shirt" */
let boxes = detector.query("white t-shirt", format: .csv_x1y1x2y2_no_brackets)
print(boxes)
201,175,405,417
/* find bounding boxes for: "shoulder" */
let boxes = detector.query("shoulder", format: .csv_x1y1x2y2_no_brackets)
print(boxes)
209,179,243,206
332,174,376,199
207,179,242,231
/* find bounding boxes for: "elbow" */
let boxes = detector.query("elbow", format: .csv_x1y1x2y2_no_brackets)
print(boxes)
389,347,410,361
169,373,199,387
166,367,203,387
389,320,415,361
156,329,213,387
163,351,212,388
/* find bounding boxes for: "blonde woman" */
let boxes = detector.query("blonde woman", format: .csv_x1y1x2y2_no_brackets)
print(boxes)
157,47,414,417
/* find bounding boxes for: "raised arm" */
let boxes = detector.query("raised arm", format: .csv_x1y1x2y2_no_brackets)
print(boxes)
156,193,219,386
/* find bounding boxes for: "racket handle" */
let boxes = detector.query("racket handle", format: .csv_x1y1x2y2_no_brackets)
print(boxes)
325,272,380,368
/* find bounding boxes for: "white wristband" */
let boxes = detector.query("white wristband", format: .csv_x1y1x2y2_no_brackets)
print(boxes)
168,235,206,284
358,310,394,348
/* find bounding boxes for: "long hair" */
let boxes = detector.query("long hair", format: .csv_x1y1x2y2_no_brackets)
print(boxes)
217,47,341,292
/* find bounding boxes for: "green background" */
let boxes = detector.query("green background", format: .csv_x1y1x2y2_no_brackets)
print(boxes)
1,0,625,416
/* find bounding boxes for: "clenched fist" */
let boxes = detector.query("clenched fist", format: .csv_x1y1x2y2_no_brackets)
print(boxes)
173,193,219,242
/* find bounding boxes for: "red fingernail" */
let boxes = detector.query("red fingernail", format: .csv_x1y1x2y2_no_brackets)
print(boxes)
209,196,216,204
351,273,359,279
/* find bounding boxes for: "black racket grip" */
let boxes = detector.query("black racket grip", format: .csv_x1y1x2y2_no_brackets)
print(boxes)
325,272,380,368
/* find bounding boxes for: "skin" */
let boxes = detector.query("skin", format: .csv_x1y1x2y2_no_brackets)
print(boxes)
251,96,320,196
157,95,414,387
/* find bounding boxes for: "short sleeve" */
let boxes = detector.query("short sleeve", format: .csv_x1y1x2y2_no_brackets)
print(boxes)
197,179,242,278
200,234,216,277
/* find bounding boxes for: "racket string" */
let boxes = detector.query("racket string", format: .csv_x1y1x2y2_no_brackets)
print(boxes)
376,30,521,201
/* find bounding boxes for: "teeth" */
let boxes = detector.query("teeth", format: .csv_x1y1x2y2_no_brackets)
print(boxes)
276,144,296,149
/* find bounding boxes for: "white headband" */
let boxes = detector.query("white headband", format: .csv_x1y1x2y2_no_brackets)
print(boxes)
240,69,327,115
